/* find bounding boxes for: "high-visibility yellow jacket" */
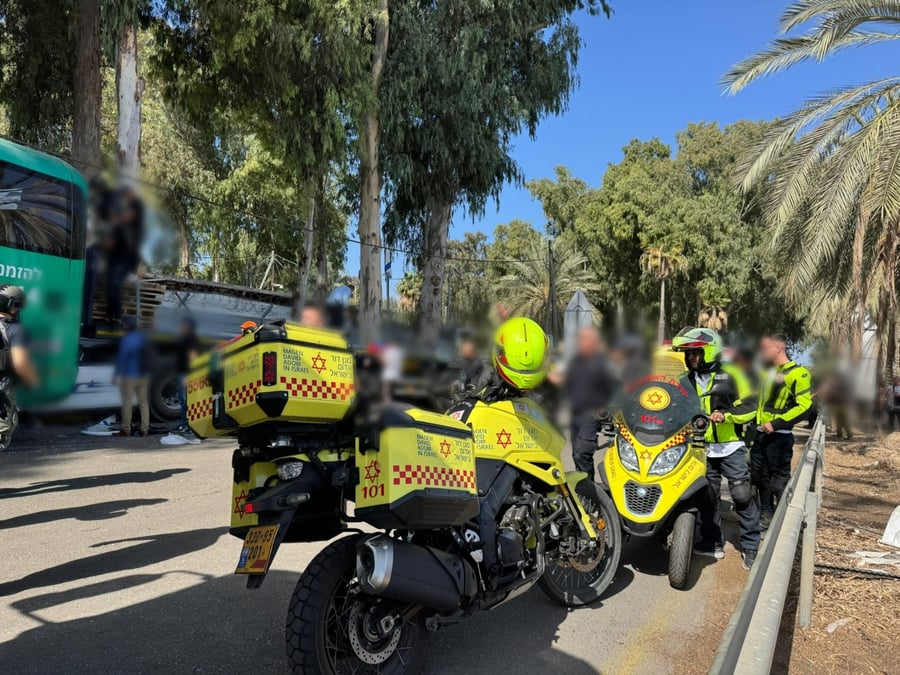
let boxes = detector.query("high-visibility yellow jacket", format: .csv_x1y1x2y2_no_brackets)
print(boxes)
686,363,757,443
757,360,812,431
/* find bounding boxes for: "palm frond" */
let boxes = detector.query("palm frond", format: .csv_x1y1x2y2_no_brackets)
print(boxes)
724,31,900,93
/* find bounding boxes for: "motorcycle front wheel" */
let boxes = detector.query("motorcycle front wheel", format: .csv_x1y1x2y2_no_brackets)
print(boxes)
667,511,694,590
538,479,622,607
285,535,429,674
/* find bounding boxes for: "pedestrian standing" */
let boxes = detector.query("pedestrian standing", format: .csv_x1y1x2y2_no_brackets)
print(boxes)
115,316,151,437
673,327,760,570
0,285,38,450
751,334,813,530
176,317,200,434
887,376,900,431
551,326,617,481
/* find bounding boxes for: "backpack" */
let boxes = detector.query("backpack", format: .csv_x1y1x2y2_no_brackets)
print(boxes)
0,320,12,375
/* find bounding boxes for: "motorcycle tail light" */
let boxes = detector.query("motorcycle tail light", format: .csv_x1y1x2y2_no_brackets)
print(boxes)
262,351,277,386
243,502,255,514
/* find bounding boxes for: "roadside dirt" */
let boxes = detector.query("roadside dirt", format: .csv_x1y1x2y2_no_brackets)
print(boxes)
777,429,900,675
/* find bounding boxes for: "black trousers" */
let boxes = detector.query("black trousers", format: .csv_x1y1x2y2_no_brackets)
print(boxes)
699,450,761,553
750,432,794,513
570,414,599,481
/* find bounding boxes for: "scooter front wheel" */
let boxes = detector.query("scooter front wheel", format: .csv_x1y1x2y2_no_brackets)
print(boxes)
668,511,694,590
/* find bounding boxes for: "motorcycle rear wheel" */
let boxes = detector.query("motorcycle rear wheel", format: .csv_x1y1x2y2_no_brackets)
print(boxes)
538,479,622,607
668,511,694,590
285,534,429,674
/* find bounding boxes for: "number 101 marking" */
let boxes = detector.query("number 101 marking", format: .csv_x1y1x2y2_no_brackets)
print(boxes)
362,484,385,499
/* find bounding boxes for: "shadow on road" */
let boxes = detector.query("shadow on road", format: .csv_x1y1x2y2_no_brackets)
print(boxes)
620,535,718,591
0,527,226,597
0,498,167,530
0,469,190,500
4,552,635,674
4,570,299,673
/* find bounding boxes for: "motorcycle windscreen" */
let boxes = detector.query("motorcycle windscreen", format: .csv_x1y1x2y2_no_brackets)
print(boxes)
613,375,701,446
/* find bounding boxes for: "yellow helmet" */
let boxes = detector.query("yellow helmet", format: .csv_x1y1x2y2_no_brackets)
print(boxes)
491,317,550,390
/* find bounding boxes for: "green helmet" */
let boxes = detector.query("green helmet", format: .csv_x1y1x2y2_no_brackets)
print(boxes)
672,327,722,372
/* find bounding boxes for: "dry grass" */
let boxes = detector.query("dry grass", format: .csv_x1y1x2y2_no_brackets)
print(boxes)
786,430,900,675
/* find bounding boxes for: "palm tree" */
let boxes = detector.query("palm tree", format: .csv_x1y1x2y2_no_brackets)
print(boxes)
698,305,729,332
396,271,422,314
724,0,900,362
498,236,601,335
640,246,686,344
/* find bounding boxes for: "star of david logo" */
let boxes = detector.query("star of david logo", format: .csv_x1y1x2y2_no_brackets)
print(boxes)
234,489,248,520
364,460,381,483
496,429,513,449
311,352,328,374
439,439,452,458
639,450,653,463
646,391,664,406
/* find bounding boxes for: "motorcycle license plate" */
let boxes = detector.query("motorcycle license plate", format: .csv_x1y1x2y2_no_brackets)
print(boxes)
235,525,279,574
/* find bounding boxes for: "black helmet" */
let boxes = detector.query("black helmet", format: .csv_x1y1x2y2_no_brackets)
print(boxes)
0,285,25,314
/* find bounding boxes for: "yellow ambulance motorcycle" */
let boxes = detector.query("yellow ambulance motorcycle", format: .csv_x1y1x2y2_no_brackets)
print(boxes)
598,374,709,589
187,321,620,673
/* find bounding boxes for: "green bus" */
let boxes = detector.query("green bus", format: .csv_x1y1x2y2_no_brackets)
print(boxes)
0,138,86,405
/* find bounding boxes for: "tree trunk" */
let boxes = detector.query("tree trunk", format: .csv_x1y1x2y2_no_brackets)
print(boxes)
657,277,666,344
850,209,869,360
292,186,317,320
417,200,452,347
115,22,144,179
616,298,625,336
357,0,389,344
315,230,329,306
72,0,101,174
179,216,191,277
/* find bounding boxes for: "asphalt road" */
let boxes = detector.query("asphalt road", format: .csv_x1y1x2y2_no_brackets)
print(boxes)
0,430,738,674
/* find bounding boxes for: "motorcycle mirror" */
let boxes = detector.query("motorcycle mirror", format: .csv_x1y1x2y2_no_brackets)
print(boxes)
691,414,709,443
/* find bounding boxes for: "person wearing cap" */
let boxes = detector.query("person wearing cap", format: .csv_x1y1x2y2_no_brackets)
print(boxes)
114,316,151,437
0,285,38,450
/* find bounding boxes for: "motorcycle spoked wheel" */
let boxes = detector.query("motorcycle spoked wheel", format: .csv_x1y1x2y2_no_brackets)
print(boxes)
537,479,622,607
286,535,429,674
667,511,695,590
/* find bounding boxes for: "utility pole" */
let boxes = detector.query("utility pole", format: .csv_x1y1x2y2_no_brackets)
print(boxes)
547,239,557,343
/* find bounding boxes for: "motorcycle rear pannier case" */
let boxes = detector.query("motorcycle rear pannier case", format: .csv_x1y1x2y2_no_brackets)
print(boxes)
186,321,356,437
355,407,479,529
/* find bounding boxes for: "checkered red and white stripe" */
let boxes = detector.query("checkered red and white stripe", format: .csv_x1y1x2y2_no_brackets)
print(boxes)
280,376,354,401
187,399,213,421
227,380,262,409
392,464,476,490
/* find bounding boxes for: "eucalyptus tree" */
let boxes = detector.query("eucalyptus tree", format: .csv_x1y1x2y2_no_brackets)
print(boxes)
153,0,369,317
381,0,612,346
724,0,900,358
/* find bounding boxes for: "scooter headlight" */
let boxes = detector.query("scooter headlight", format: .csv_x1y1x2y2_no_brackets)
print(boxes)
648,444,687,476
617,435,640,472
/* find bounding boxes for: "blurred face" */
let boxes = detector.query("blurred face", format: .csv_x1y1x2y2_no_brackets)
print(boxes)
760,337,783,365
577,327,601,358
301,307,324,328
460,341,477,360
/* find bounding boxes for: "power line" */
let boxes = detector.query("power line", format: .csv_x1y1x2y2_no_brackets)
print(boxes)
2,134,547,266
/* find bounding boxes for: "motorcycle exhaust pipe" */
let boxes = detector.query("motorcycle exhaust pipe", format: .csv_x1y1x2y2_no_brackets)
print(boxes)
356,534,477,612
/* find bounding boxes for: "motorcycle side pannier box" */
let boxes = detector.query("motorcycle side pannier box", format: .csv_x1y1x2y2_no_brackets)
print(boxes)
355,407,479,529
186,321,356,437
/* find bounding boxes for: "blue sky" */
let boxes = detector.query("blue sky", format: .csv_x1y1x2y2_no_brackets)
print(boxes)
363,0,898,285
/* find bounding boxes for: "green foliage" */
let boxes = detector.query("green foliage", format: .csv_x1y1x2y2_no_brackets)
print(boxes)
0,0,76,150
523,121,803,339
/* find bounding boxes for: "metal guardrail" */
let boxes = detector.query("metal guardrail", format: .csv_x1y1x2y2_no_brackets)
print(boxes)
709,418,826,675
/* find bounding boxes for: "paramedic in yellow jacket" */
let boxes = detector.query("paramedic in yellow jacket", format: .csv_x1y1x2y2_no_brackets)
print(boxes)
753,333,813,531
673,328,760,570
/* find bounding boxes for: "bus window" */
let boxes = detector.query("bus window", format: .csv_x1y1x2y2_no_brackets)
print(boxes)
0,161,78,259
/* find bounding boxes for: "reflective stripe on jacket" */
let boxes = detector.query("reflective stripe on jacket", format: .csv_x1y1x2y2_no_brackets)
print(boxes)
756,361,812,430
687,363,756,443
